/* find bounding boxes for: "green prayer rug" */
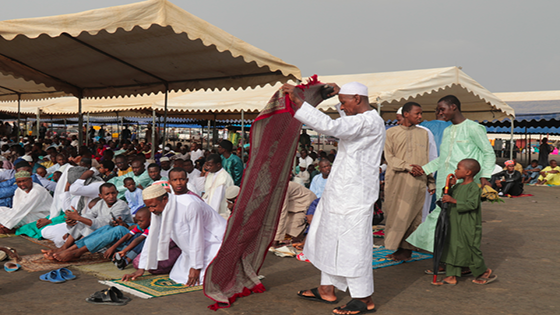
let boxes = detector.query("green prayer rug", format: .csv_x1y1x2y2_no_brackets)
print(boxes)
372,246,432,269
100,275,203,299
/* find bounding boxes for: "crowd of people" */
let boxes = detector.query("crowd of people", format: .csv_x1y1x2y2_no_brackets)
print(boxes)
0,80,556,314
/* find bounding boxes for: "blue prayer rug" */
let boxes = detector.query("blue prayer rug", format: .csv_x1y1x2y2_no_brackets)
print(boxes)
372,246,432,269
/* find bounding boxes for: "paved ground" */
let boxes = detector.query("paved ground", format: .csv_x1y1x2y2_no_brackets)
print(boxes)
1,185,559,315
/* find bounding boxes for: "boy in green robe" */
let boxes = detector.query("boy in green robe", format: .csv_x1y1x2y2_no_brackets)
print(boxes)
434,159,498,286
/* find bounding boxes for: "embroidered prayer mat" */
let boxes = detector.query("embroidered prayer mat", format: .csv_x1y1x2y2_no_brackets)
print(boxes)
16,252,109,272
100,275,202,299
373,226,385,238
19,235,57,249
372,246,432,269
508,193,534,198
204,76,327,310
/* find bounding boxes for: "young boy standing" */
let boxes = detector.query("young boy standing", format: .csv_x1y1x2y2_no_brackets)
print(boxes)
124,177,144,215
435,158,498,286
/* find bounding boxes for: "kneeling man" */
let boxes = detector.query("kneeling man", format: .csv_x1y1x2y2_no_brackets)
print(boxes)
122,184,226,286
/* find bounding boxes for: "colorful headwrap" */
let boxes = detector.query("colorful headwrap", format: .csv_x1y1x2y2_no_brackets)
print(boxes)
15,171,31,179
504,160,514,166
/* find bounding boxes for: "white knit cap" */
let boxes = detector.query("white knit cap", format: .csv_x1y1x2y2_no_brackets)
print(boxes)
160,156,170,162
299,161,308,168
142,184,167,201
22,155,33,162
225,186,240,200
338,82,368,96
396,107,403,115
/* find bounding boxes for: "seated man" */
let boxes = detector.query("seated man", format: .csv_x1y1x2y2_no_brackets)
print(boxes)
537,160,560,186
35,166,57,192
491,160,523,196
42,183,132,258
522,160,543,184
122,183,226,286
0,171,52,234
201,154,234,219
0,161,44,208
309,159,331,198
274,180,317,247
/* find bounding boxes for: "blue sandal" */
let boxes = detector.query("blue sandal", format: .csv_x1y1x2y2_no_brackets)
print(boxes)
40,269,66,283
58,268,76,280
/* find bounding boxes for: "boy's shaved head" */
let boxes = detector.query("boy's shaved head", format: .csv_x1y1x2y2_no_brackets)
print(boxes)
136,207,151,217
460,159,481,175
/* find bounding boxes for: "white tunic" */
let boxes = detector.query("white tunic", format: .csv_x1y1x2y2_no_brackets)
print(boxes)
202,169,234,219
139,193,226,284
0,183,52,229
295,102,385,278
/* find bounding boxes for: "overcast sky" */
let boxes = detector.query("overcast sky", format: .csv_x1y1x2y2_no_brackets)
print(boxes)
3,0,559,93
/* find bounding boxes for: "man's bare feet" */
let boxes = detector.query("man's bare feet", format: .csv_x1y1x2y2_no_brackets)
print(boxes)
472,269,497,284
332,297,375,315
53,249,79,262
41,249,56,260
298,285,337,303
387,248,412,262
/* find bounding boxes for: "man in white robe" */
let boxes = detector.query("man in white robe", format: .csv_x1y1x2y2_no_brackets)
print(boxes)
183,160,204,196
201,154,234,219
122,183,226,285
0,171,52,233
283,81,384,313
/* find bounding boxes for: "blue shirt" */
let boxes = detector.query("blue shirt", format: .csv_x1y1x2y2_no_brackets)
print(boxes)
420,120,452,155
309,174,328,198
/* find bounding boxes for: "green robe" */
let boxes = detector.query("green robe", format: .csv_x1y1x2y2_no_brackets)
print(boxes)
406,119,495,252
15,212,66,239
441,182,487,278
109,170,153,199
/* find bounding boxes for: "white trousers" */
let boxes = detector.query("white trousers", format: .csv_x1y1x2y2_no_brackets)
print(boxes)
41,223,68,248
320,269,374,298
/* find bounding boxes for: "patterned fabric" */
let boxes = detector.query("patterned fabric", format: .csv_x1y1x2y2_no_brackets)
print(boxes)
204,76,325,309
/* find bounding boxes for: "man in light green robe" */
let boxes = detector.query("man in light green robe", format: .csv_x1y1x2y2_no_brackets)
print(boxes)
407,95,495,252
109,159,153,199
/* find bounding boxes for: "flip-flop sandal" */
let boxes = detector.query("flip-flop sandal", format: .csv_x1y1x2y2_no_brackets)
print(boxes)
58,268,76,280
40,269,66,283
90,287,131,303
297,288,338,304
333,299,376,314
86,289,128,306
4,262,21,272
0,246,20,261
431,280,457,286
424,269,445,275
472,274,498,285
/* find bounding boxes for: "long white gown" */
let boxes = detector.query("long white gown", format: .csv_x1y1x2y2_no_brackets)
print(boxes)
295,102,385,287
139,193,226,284
0,183,52,229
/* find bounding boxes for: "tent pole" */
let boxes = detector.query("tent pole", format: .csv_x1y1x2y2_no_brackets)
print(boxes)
207,120,211,151
36,108,40,137
86,113,90,146
376,96,382,115
151,109,156,160
510,116,514,160
78,95,83,145
525,125,528,165
17,94,21,139
241,110,245,160
163,87,169,146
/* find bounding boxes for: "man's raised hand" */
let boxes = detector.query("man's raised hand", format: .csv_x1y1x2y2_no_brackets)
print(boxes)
281,84,304,110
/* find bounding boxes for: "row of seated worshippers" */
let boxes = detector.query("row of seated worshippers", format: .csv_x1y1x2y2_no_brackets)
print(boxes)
0,151,241,285
489,158,560,196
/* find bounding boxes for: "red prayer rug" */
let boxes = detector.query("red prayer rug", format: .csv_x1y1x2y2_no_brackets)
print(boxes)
203,76,326,310
507,193,534,198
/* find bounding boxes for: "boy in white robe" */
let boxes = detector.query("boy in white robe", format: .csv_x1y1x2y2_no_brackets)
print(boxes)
201,154,234,219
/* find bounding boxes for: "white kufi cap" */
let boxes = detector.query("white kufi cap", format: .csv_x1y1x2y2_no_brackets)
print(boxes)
338,82,368,96
396,107,403,115
142,184,167,201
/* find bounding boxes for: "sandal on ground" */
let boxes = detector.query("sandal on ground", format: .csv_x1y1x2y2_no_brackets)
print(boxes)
297,288,337,304
58,268,76,280
86,288,129,306
40,269,66,283
333,299,376,314
424,269,445,275
431,279,457,286
472,274,498,285
4,262,21,273
0,246,20,262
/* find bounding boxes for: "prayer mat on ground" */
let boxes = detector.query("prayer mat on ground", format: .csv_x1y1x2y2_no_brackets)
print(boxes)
204,76,327,310
372,246,432,269
74,262,131,280
508,193,534,198
15,252,109,272
373,226,385,238
19,235,57,249
100,275,202,299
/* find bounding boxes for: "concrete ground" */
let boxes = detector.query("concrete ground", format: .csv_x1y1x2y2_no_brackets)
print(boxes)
1,185,559,315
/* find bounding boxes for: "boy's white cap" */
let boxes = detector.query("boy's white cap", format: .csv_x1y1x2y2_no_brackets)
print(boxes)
339,82,368,96
396,107,403,115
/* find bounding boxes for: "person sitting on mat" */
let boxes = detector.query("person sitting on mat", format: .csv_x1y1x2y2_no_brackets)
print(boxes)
536,160,560,186
522,160,543,185
491,160,523,196
433,158,497,286
104,207,151,269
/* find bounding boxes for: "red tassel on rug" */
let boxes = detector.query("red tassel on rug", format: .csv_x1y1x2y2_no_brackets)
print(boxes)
208,284,267,311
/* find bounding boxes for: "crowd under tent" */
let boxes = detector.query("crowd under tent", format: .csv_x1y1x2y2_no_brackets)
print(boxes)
0,0,301,151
